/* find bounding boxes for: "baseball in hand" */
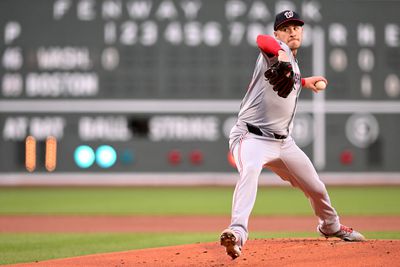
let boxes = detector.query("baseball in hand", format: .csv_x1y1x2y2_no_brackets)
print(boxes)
315,80,327,90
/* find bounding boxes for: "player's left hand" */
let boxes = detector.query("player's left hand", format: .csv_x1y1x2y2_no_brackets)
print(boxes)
264,60,295,98
303,76,328,93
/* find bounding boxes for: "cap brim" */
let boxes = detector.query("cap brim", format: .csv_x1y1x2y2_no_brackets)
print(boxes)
275,19,304,30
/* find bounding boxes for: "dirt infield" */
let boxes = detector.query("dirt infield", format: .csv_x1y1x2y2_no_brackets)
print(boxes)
3,215,400,266
10,239,400,267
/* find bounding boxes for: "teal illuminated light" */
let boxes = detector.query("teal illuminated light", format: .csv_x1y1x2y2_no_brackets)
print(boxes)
96,145,117,168
74,145,95,168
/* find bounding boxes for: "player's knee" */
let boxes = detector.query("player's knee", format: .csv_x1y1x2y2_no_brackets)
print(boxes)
242,163,262,177
310,184,328,199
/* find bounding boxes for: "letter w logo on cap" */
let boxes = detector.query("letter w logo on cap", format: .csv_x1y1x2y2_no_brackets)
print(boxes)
284,11,294,18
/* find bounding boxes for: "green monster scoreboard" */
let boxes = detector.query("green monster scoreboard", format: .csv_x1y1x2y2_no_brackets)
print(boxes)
0,0,399,185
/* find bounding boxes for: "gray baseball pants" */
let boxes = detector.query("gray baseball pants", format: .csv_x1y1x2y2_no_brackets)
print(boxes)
229,133,341,245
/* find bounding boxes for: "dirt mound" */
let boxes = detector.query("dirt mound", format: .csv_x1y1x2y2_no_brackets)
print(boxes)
12,239,400,267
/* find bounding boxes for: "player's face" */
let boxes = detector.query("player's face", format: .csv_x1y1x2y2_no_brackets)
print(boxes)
274,23,303,51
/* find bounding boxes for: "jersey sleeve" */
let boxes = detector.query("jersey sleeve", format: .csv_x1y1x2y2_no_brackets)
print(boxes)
256,35,282,58
277,41,291,55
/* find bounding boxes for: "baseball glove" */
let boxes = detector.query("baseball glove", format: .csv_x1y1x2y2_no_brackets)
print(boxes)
264,61,295,98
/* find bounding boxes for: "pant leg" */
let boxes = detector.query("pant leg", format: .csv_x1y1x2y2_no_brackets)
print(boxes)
230,135,280,245
278,137,341,233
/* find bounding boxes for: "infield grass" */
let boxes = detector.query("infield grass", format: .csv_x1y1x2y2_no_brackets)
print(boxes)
0,186,399,215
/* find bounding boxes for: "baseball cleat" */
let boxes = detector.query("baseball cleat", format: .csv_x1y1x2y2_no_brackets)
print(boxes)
318,224,366,242
220,229,242,259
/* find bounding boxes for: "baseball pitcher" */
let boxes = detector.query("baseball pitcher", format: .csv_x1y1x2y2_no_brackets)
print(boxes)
220,10,365,260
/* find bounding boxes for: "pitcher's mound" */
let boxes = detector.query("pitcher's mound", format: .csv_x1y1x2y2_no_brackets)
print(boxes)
14,238,400,267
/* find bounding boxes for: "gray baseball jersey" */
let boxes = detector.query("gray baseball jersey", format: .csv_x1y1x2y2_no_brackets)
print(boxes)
229,41,302,151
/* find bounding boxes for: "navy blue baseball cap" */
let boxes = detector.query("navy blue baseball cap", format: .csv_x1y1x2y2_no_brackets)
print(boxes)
274,10,304,31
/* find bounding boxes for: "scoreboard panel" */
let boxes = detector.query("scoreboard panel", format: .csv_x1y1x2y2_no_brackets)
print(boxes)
1,0,399,184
